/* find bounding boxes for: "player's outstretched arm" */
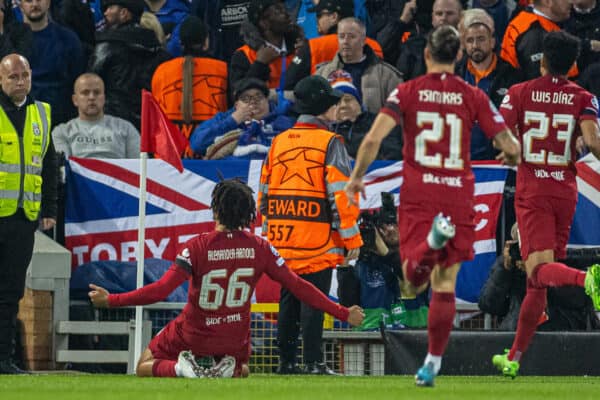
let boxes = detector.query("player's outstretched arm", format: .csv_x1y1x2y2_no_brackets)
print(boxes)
346,113,397,205
89,284,110,308
493,129,521,166
88,265,189,308
581,119,600,160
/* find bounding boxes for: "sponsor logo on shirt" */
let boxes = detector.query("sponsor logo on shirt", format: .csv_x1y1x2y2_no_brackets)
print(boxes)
269,244,285,267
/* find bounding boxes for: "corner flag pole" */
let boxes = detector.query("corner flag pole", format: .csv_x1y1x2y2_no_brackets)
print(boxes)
134,151,148,373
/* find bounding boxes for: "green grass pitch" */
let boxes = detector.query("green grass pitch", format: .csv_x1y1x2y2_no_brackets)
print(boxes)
1,374,599,400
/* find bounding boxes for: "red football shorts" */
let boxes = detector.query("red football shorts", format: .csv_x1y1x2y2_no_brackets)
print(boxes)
515,195,576,261
149,317,250,377
398,200,475,268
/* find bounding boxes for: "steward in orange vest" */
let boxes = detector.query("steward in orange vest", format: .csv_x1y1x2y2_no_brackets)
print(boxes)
259,76,362,274
258,75,362,374
500,7,578,81
151,16,228,158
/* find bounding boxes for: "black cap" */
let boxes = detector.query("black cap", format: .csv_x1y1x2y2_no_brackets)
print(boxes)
102,0,145,20
293,75,343,115
179,16,209,48
247,0,281,25
308,0,354,17
234,78,269,101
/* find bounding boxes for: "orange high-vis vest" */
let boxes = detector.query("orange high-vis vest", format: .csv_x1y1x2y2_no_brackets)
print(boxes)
259,124,362,274
238,45,295,88
308,34,384,74
151,57,228,156
500,11,578,78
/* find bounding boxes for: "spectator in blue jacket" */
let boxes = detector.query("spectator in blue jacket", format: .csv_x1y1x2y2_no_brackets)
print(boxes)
190,78,295,159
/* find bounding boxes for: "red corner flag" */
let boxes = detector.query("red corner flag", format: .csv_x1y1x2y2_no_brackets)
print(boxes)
140,90,188,172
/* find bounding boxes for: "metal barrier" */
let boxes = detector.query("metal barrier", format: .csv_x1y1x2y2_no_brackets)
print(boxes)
72,302,485,375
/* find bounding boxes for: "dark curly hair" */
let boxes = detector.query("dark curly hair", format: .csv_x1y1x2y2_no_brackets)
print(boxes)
211,179,256,230
543,31,580,76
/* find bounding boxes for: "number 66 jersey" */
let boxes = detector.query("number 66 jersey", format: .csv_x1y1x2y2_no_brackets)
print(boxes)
171,230,348,359
382,72,509,206
499,74,598,199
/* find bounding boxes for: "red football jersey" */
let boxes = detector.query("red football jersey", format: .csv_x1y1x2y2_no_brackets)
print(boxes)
172,230,347,356
499,75,598,199
382,72,508,205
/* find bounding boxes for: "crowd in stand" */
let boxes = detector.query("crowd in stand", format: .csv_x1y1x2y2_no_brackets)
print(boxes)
0,0,594,162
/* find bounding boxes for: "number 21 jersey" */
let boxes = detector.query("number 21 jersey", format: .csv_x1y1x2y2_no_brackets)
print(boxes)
382,72,508,205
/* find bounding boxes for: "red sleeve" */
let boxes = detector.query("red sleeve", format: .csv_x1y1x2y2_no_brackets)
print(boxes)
108,264,189,307
261,242,349,321
474,87,509,139
580,91,599,122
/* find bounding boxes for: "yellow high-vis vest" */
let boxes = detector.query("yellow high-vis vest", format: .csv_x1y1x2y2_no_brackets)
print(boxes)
0,101,51,221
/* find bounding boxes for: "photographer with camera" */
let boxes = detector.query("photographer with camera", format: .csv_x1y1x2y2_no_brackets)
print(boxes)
338,192,429,330
479,223,600,331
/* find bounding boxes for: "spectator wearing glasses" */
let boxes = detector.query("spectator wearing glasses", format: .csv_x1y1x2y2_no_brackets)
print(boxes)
189,78,294,159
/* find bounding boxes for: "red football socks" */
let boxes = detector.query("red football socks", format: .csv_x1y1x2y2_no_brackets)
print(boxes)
508,281,547,362
152,359,177,377
427,291,455,356
405,241,439,287
532,262,586,288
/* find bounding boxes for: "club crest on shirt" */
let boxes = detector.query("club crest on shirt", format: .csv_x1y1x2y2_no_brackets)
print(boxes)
500,94,512,110
176,247,191,265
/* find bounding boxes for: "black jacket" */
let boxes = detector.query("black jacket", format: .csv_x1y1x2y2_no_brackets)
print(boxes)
479,255,600,331
89,23,171,129
376,19,414,65
0,91,58,220
565,2,600,73
0,22,33,61
228,21,300,94
395,32,427,82
332,111,403,160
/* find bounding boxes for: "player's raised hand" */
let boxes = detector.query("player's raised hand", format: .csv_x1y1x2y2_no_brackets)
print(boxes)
346,305,365,327
89,284,110,308
344,178,365,207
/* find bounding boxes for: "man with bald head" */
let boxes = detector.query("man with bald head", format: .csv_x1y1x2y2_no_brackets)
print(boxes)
0,54,57,374
381,0,463,81
52,73,140,159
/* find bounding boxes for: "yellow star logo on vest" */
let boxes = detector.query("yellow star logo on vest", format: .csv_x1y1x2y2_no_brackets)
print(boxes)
276,148,324,186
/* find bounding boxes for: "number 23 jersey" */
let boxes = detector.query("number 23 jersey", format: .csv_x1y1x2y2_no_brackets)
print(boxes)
382,72,508,205
499,75,598,199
